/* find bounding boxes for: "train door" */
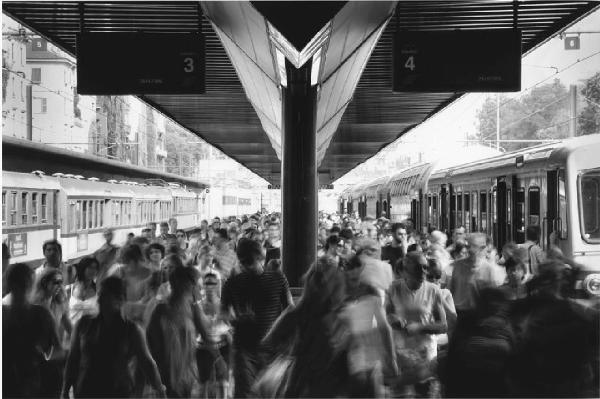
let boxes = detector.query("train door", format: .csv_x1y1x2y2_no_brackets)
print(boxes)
386,192,392,218
513,175,526,244
545,169,568,250
496,177,508,250
440,185,448,233
376,199,381,218
449,184,456,233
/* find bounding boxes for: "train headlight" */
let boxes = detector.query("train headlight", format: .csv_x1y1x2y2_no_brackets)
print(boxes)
583,274,600,297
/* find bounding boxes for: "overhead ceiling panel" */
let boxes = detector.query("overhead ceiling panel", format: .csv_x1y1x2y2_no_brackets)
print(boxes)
3,1,598,186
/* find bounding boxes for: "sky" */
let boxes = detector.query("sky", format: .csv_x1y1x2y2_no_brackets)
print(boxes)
336,6,600,186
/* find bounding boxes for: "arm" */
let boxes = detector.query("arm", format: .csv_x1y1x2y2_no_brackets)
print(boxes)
386,285,406,330
61,307,73,336
280,274,294,309
61,319,82,399
133,323,166,398
374,296,398,375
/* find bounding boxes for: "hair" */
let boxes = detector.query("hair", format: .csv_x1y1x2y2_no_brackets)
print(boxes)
42,239,62,256
526,225,541,242
163,253,185,270
403,252,426,275
427,258,443,281
450,241,468,259
145,242,166,260
407,243,423,253
32,267,63,304
391,223,407,233
215,228,229,240
236,237,264,267
131,236,150,247
168,217,177,224
330,226,341,235
119,244,145,265
175,229,186,237
325,235,342,251
75,256,99,282
429,230,447,246
340,228,354,240
99,276,126,303
298,256,346,318
168,265,198,302
6,263,33,295
504,256,527,273
160,222,169,229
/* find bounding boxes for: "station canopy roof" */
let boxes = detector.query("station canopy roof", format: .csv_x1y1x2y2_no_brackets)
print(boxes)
3,1,598,185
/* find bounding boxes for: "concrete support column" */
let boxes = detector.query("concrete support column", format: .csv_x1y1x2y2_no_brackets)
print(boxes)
281,59,317,287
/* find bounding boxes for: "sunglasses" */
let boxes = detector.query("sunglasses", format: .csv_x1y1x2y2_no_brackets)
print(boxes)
52,279,63,285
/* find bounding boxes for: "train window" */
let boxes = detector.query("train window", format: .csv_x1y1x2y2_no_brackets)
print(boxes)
432,195,438,227
87,201,93,229
72,202,79,231
464,193,470,232
471,191,478,232
479,191,487,232
559,170,568,239
450,194,456,229
2,191,6,225
507,188,512,241
41,193,48,223
82,201,87,230
21,192,28,225
528,187,540,226
515,188,525,243
580,170,600,242
31,193,38,224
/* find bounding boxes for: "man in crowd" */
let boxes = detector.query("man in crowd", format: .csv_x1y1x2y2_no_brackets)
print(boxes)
221,238,293,398
382,223,409,276
94,228,119,281
212,228,238,280
519,225,545,276
36,239,72,284
158,222,176,246
264,222,281,265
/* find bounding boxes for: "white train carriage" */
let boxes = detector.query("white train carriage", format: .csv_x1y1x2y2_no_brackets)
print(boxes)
387,163,434,223
2,171,61,266
363,176,390,219
169,183,200,231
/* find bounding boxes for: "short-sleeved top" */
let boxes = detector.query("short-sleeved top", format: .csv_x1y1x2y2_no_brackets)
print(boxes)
381,245,405,272
222,270,290,348
387,279,443,360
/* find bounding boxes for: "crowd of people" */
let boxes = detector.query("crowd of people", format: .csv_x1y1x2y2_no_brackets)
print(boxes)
2,212,599,398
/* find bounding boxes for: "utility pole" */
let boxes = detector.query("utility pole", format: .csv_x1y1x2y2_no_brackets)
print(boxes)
569,84,577,137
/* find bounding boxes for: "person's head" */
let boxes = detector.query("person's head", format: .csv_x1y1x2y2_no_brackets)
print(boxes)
300,256,346,315
103,228,114,244
405,218,415,230
228,226,239,242
325,235,344,257
345,254,364,291
168,264,198,302
500,242,519,264
526,225,541,243
467,233,487,259
403,252,428,290
426,257,443,286
505,256,527,286
98,276,126,315
141,228,153,239
203,272,221,299
159,222,170,236
161,253,184,282
236,238,265,273
213,228,229,248
42,239,62,266
176,229,186,242
147,222,157,238
407,243,423,253
450,241,469,260
168,218,178,233
318,227,328,242
6,263,33,300
126,232,135,244
119,243,145,266
201,220,209,230
354,237,381,259
330,226,341,237
391,223,408,243
145,242,165,264
267,222,280,242
35,267,64,302
75,257,99,283
453,227,466,243
429,230,447,247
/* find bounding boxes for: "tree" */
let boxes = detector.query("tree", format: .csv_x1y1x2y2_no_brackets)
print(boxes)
474,79,570,152
578,72,600,136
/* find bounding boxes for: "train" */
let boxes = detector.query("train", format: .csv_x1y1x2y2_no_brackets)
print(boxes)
2,171,259,266
339,135,600,297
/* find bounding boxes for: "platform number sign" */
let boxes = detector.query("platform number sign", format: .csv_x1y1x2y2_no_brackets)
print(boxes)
77,33,205,95
7,233,27,257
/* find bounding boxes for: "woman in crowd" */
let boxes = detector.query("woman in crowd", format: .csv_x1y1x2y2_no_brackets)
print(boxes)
32,267,73,397
62,276,166,398
68,256,99,326
146,266,201,398
146,243,166,273
3,263,59,398
261,256,349,397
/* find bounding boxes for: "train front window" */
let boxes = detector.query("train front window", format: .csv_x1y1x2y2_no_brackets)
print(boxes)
580,170,600,243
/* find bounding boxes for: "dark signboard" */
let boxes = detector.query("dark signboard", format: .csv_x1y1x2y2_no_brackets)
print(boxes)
7,233,27,257
393,29,521,92
77,33,205,95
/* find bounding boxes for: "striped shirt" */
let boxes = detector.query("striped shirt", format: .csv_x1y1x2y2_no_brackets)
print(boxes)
222,270,290,347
